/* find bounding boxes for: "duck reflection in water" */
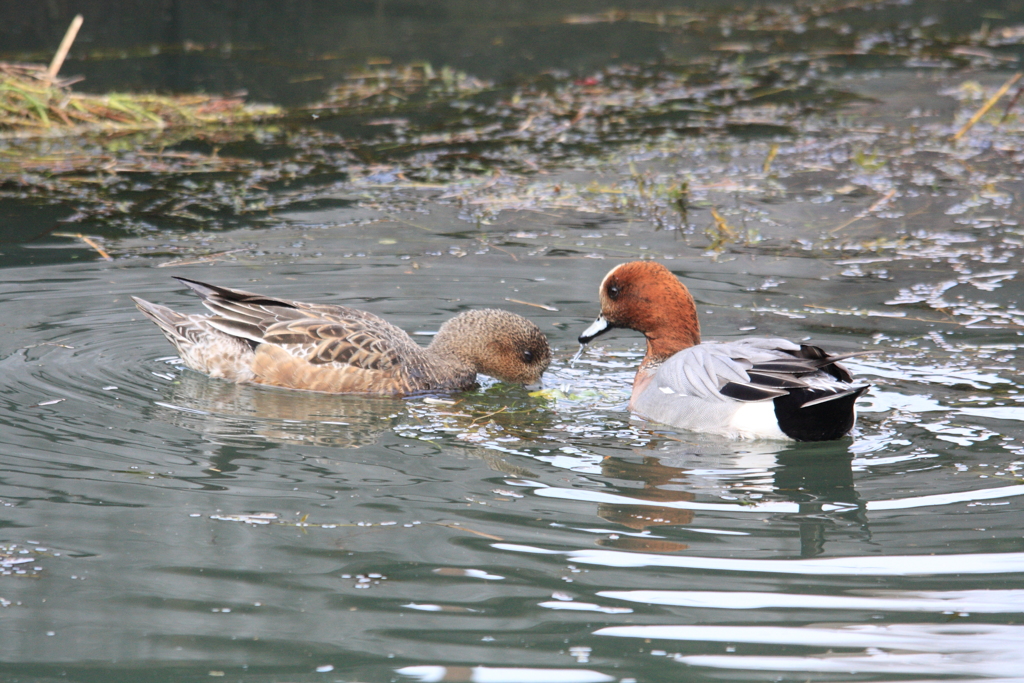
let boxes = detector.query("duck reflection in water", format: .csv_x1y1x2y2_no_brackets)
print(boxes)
772,442,869,557
151,372,400,449
150,372,550,479
596,454,696,553
593,436,868,557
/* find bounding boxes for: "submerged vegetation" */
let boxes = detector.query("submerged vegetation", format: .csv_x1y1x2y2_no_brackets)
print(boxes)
1,0,1024,267
314,63,492,112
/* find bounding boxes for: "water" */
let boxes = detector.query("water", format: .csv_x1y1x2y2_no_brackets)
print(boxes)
3,1,1024,682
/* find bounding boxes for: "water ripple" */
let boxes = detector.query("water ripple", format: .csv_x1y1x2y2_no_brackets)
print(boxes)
494,543,1024,575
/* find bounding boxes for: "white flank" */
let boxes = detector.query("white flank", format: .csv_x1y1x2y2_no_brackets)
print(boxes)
729,401,789,439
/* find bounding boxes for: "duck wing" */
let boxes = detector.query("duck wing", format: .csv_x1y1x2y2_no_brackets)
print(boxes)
260,318,407,370
651,338,867,405
175,277,426,392
721,340,870,401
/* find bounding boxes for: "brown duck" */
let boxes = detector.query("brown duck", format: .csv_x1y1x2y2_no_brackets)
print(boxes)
132,277,551,395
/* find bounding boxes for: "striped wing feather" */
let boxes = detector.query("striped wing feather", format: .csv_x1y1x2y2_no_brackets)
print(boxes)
175,277,426,391
262,318,406,370
656,340,867,404
719,343,867,402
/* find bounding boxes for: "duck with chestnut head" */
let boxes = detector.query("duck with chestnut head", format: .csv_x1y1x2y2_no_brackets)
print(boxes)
579,261,868,441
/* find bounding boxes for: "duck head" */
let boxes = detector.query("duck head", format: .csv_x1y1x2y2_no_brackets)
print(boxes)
579,261,701,363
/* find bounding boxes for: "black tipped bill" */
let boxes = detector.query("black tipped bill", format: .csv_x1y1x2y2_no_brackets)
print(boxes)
579,315,611,344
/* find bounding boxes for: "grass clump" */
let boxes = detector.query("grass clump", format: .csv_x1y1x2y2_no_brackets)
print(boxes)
0,62,281,138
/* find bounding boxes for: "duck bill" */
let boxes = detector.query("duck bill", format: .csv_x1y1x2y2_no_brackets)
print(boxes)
578,315,611,344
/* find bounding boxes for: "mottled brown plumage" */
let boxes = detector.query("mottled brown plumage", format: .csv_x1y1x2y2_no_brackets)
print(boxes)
132,277,551,395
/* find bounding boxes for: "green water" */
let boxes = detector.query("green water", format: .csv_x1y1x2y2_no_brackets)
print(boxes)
3,1,1024,682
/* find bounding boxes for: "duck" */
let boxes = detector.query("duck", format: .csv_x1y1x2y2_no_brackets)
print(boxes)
578,261,869,441
132,277,551,395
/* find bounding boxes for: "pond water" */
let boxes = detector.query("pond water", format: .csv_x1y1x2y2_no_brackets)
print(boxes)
3,2,1024,682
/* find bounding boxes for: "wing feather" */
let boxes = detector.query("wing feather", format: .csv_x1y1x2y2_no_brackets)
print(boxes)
177,278,422,379
745,371,807,388
719,382,788,401
262,318,407,370
206,318,265,345
651,340,869,404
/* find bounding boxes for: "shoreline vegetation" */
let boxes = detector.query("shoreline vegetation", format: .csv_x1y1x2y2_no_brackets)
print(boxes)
0,60,282,137
1,16,492,139
3,8,1021,145
0,16,281,137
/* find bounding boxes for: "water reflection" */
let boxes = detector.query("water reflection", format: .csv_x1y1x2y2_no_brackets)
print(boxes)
153,372,400,448
397,666,615,683
597,588,1024,613
600,623,1024,678
570,436,868,557
773,447,869,558
595,455,694,553
497,542,1024,574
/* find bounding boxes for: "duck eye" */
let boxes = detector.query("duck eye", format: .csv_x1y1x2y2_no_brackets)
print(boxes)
607,283,621,300
522,349,534,363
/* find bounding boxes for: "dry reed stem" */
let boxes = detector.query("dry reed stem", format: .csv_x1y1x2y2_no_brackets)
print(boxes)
830,188,896,234
46,15,83,80
504,298,559,311
53,232,112,260
952,72,1023,141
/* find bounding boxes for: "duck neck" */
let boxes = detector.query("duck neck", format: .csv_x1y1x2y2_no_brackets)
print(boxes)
426,326,479,375
637,294,701,369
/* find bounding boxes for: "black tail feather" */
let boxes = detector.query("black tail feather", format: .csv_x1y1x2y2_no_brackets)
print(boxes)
173,277,299,309
774,385,869,442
